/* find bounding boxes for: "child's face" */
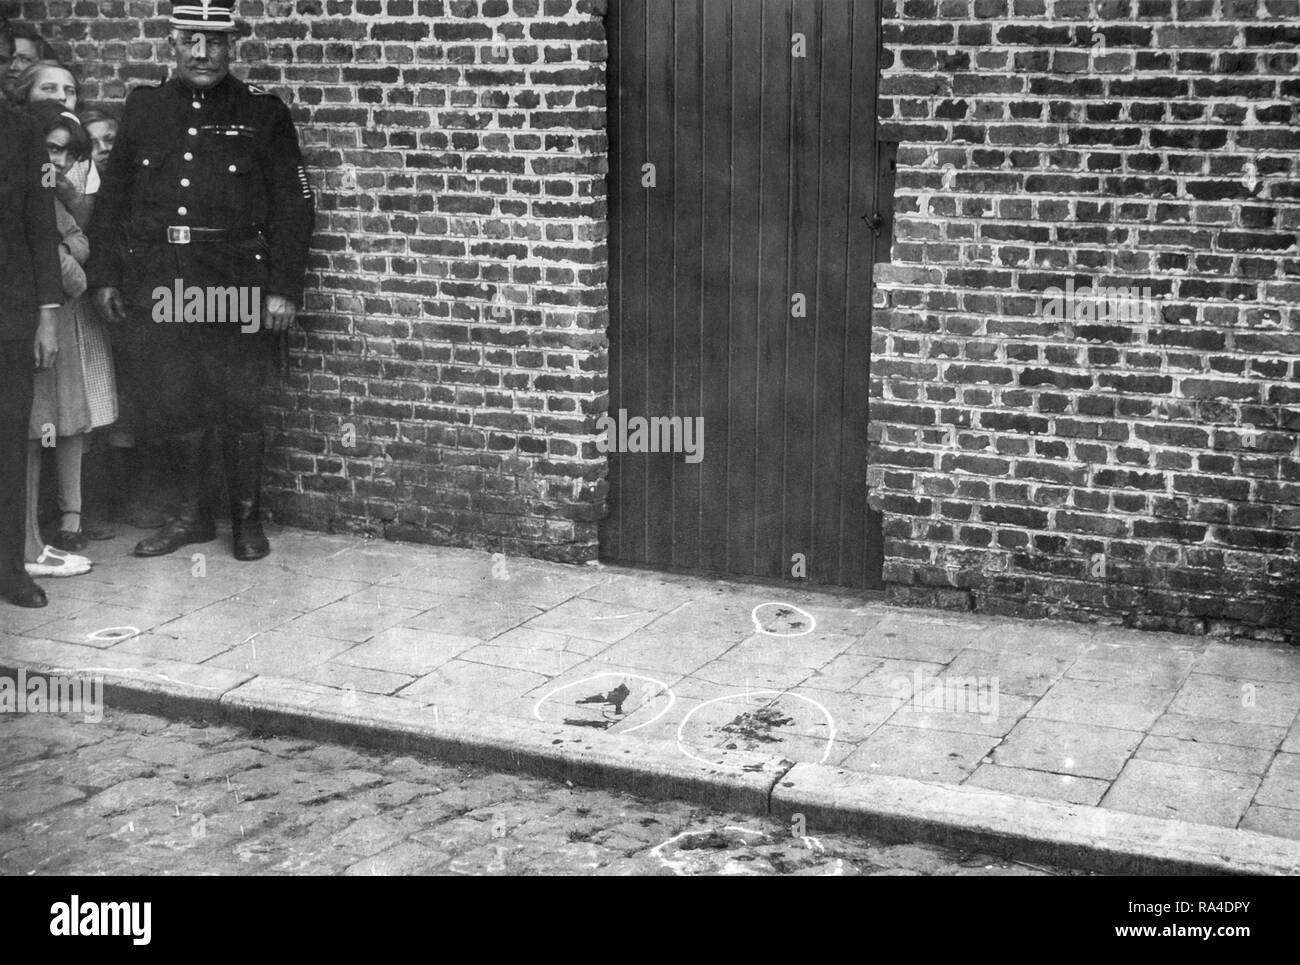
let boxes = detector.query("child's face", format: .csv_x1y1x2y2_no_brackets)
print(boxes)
86,119,118,168
30,66,77,110
45,128,74,175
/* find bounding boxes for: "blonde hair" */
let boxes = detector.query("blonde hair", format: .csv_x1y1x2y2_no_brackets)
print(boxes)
12,59,79,108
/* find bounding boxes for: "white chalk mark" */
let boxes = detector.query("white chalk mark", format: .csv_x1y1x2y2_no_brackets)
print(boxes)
649,825,767,877
86,626,140,643
532,672,675,735
750,602,816,637
676,689,837,770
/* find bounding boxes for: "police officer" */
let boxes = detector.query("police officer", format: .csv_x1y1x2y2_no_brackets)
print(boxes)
87,0,313,562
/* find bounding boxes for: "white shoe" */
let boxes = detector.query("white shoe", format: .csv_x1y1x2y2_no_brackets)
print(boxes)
25,546,93,578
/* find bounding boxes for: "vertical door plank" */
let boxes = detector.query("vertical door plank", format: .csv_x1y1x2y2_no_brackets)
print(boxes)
643,0,679,564
697,0,736,572
754,0,794,579
615,0,650,563
780,0,823,582
726,0,765,574
811,0,854,585
672,0,705,569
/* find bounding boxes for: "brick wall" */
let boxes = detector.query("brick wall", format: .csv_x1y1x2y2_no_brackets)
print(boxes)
873,0,1300,640
17,0,611,563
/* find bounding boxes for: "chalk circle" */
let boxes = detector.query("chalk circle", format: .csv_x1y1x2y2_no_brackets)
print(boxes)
649,824,769,877
750,602,816,637
676,689,836,770
532,672,676,735
86,626,140,643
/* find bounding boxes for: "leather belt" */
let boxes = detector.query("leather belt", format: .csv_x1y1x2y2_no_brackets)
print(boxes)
130,225,264,245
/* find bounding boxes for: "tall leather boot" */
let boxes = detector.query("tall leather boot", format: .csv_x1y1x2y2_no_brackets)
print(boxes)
222,429,270,562
133,428,217,557
124,442,172,530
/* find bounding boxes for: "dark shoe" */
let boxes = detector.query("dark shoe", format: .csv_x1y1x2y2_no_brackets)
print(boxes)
133,513,217,557
133,428,218,558
223,429,270,562
45,528,89,553
2,574,48,608
232,519,269,561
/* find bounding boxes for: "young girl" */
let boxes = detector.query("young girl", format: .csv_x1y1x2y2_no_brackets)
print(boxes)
14,61,96,228
20,66,121,542
23,103,118,577
78,107,118,172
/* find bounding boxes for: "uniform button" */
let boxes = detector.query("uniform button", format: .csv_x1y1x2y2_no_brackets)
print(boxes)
184,152,193,161
142,159,150,166
188,127,197,136
181,179,190,187
192,101,201,109
228,164,237,173
178,206,188,215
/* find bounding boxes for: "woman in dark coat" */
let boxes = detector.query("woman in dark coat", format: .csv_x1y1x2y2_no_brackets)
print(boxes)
0,98,63,608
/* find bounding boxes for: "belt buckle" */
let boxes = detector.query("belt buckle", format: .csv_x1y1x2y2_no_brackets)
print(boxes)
167,226,191,245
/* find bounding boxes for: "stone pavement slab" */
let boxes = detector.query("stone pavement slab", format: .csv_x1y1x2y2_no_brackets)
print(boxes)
993,718,1143,781
842,725,1000,784
1029,677,1177,731
1168,673,1300,727
404,596,540,639
5,527,1300,874
335,627,479,677
1102,759,1260,828
1195,642,1300,684
206,628,355,677
966,763,1110,807
1135,733,1274,776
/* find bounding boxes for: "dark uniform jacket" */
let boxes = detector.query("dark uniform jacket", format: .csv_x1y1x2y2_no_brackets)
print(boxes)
0,101,64,342
86,73,314,316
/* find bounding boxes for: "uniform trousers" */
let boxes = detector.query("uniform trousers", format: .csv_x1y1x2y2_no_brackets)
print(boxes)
114,321,276,439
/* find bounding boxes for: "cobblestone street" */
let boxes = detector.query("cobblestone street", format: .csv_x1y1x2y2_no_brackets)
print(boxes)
0,708,1092,876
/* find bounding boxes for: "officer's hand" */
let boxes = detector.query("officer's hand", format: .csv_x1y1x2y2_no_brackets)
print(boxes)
263,294,297,334
35,308,58,370
93,287,127,325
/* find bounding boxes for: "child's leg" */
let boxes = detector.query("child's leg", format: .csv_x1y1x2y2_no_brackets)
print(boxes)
25,441,43,562
56,433,87,533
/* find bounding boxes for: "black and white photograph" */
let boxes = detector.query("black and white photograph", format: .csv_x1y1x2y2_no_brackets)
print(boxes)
0,0,1296,909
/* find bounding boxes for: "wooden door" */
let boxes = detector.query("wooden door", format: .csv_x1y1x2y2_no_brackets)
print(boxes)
603,0,884,589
